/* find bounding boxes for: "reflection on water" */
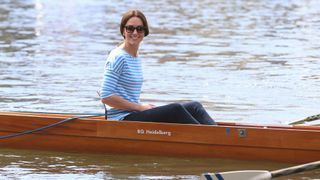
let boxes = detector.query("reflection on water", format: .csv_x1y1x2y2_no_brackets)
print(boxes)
1,148,319,180
0,0,319,123
0,0,320,179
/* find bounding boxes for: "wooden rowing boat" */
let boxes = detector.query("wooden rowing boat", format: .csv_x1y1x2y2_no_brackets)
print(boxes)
1,111,319,163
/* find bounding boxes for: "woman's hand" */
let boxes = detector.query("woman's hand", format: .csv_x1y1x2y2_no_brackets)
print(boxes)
102,95,156,112
139,104,155,111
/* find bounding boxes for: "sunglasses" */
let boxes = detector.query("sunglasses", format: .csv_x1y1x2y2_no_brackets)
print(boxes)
125,25,146,33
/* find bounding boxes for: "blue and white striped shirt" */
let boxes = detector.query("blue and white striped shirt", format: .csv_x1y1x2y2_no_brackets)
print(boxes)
100,47,143,120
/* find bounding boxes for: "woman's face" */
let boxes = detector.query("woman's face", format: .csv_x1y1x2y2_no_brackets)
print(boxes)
123,17,145,47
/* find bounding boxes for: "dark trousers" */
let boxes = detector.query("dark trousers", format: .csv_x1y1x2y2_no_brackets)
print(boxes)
123,101,216,125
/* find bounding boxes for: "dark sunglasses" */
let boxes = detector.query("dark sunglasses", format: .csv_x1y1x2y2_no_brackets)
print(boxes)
125,25,146,33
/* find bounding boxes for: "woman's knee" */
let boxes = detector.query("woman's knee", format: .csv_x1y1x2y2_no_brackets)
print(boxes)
184,101,203,109
190,101,203,107
167,103,185,112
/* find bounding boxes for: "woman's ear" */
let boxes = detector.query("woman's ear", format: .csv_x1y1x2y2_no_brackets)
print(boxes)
122,29,126,39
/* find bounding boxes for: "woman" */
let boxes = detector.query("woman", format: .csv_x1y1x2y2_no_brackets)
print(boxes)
100,10,216,125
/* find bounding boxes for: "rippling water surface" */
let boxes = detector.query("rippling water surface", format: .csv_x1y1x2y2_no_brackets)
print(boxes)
1,0,319,179
1,148,320,180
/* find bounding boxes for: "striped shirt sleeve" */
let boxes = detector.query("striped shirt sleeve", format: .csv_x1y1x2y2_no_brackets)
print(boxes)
100,54,126,98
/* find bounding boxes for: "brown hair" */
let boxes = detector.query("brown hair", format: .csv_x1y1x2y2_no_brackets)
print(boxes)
120,10,149,38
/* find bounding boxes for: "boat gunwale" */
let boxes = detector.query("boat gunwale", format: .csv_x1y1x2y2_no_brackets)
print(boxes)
1,111,319,131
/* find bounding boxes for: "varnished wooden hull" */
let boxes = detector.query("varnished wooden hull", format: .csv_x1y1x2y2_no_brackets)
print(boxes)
1,112,319,163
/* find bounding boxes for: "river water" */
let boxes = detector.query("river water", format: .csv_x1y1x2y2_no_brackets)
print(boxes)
0,0,319,179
